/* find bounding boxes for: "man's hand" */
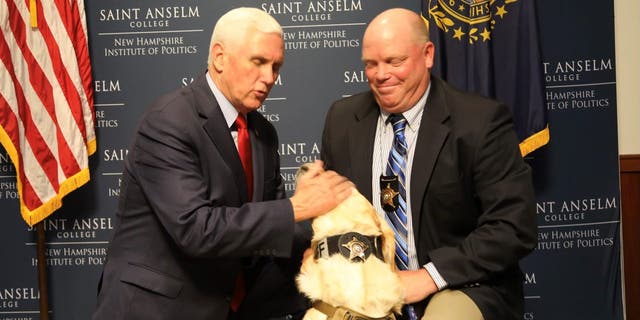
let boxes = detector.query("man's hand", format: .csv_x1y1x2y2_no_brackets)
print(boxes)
399,268,438,304
290,160,353,221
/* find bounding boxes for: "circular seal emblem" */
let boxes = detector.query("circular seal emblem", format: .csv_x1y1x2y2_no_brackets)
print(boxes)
425,0,517,44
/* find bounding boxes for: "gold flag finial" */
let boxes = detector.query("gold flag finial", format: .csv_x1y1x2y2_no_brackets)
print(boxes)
30,0,38,28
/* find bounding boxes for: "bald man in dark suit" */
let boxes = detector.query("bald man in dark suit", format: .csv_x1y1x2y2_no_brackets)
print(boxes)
321,8,537,320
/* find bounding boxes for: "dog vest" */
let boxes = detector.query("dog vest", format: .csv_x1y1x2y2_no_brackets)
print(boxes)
314,232,385,263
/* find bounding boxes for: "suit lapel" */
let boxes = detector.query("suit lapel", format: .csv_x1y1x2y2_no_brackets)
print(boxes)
348,95,379,200
193,74,248,202
410,77,451,234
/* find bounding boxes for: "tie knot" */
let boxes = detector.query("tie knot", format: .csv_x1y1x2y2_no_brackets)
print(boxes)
388,114,407,132
235,114,247,130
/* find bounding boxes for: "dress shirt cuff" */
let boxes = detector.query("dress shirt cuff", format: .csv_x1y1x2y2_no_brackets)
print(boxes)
424,262,448,291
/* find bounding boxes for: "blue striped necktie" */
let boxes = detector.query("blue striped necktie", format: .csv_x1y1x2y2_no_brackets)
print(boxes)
385,114,409,269
385,114,418,320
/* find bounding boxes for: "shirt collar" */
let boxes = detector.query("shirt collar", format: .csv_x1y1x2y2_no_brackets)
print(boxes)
206,71,238,129
379,83,431,131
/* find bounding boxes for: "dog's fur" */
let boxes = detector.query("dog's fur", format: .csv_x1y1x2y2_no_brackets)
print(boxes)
296,167,404,319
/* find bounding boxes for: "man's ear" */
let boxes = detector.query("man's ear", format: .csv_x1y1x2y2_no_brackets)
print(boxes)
423,41,435,70
210,43,225,72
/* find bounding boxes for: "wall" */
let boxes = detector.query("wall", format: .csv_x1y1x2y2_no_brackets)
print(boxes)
615,1,640,319
615,0,640,155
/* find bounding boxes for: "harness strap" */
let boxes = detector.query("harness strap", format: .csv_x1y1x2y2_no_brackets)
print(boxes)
312,301,396,320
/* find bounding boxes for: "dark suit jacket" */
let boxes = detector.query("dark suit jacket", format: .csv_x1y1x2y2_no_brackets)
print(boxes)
320,76,537,320
93,74,310,320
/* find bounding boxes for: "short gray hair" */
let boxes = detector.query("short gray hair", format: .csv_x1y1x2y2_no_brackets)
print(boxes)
207,7,283,66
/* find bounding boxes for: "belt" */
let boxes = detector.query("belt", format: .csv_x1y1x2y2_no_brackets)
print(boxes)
312,301,396,320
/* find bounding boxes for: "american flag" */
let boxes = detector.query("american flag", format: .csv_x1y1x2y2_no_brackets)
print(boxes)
0,0,95,226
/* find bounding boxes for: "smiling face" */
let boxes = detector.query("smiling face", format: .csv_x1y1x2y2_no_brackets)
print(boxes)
210,29,284,114
362,9,434,114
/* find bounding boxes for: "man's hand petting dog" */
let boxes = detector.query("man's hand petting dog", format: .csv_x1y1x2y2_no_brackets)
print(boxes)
290,160,353,222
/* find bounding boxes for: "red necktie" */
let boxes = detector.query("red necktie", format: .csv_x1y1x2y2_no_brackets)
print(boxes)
230,272,245,312
235,114,253,200
230,114,252,312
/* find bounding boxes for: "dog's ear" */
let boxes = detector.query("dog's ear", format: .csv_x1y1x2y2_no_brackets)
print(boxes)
382,235,398,271
300,242,317,273
377,212,398,271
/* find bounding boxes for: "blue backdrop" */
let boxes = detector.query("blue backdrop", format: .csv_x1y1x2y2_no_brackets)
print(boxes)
0,1,622,319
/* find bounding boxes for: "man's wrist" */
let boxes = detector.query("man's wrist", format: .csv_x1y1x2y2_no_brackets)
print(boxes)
424,262,448,291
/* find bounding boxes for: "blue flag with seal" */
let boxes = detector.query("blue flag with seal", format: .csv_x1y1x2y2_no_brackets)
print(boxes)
422,0,549,156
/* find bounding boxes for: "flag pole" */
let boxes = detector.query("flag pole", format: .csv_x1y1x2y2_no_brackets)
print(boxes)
36,221,50,320
30,1,50,316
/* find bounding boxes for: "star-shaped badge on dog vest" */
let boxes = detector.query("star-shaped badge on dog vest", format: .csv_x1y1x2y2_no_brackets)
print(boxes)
341,236,369,262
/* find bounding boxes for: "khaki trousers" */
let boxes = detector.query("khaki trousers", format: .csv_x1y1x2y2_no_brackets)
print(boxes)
421,289,484,320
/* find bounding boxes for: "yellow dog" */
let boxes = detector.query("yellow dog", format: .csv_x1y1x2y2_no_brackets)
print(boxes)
296,164,404,320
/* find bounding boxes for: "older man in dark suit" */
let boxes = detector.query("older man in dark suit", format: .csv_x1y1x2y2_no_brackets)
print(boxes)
93,7,352,320
321,8,537,320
